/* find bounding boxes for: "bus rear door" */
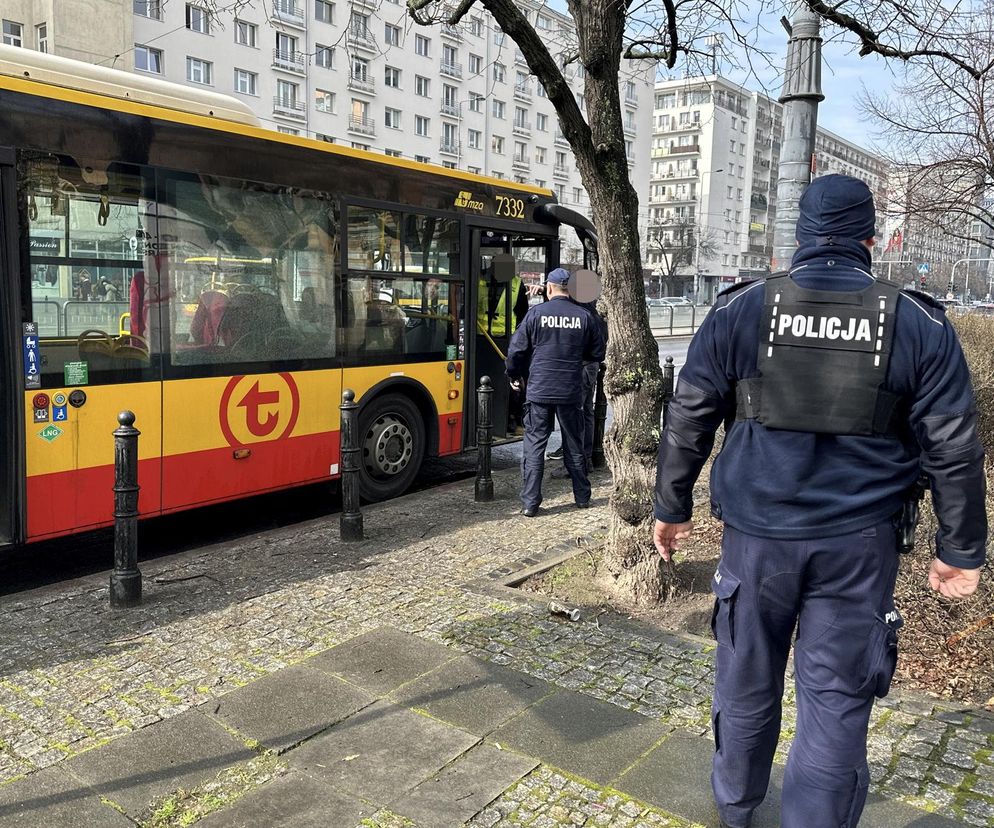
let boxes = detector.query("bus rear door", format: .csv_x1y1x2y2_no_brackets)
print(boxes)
0,149,21,546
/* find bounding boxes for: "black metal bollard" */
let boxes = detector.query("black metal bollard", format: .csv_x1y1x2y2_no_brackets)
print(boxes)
340,389,364,541
591,364,608,469
475,376,494,502
110,411,142,608
662,356,676,426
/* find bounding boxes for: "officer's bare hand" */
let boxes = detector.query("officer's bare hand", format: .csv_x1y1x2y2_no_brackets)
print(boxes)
928,559,981,599
509,379,522,391
653,519,694,563
525,284,544,296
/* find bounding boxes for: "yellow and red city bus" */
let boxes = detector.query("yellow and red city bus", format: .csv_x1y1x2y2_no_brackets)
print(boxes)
0,46,596,547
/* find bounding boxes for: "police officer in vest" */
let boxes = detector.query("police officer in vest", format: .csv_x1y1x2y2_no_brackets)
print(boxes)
506,267,605,516
652,174,986,828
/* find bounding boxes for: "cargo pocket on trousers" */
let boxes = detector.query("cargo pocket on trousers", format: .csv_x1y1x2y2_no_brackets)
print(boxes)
858,609,903,698
710,568,741,651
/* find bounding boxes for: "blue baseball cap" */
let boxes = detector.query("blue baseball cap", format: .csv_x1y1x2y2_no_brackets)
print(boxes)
796,174,877,243
547,267,571,285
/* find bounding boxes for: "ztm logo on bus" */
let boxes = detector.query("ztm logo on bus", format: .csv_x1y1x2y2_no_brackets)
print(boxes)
219,373,301,447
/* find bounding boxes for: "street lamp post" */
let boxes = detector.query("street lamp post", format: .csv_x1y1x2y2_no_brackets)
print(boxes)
951,257,994,302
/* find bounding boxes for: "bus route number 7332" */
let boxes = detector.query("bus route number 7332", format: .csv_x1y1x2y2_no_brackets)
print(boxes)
495,194,525,219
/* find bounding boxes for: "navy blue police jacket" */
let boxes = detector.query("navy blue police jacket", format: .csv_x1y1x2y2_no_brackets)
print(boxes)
654,238,988,570
505,295,606,405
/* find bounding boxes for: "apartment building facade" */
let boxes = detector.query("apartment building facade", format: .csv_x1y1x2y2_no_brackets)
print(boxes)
647,76,888,301
0,0,132,67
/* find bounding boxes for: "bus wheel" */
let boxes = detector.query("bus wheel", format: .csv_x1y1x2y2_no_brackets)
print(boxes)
357,393,426,502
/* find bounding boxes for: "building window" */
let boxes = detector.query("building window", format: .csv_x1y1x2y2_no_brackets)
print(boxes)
537,82,547,98
468,129,481,149
234,69,257,95
2,20,22,47
468,93,483,112
133,1,161,20
277,127,299,136
415,154,431,164
493,29,505,46
573,187,583,203
492,99,505,119
384,23,400,46
492,135,505,154
316,133,335,143
385,107,401,128
443,161,457,169
469,54,482,74
352,55,369,81
536,113,548,132
35,23,47,53
536,14,552,29
234,19,257,47
493,63,505,83
315,44,333,68
468,165,481,174
277,79,299,106
315,0,334,23
415,34,430,56
186,57,212,85
134,44,163,73
415,115,430,137
185,4,210,34
384,149,402,157
384,66,401,87
415,75,430,97
469,17,483,36
352,142,370,150
315,89,334,112
442,122,458,145
535,146,546,164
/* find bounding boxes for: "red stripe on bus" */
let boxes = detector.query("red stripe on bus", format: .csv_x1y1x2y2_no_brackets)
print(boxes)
160,430,341,511
26,459,163,541
437,412,463,456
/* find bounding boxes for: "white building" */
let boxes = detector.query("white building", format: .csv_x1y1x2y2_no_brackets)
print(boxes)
647,76,888,301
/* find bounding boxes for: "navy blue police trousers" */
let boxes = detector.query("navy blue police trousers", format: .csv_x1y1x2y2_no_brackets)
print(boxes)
711,520,901,828
521,401,591,510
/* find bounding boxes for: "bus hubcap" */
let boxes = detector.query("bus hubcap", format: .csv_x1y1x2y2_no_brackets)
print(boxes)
364,415,413,478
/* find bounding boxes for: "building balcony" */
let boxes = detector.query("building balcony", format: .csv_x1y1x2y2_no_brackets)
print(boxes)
515,49,527,65
440,102,460,117
273,97,306,120
554,131,569,147
272,49,306,74
512,120,531,137
748,242,769,255
512,155,530,171
662,193,697,202
651,147,668,158
624,123,637,137
348,74,376,94
670,143,700,155
625,91,638,106
553,164,569,179
271,1,305,29
440,140,460,155
440,61,463,79
513,83,532,101
749,222,767,234
442,24,463,41
348,115,376,136
346,26,377,52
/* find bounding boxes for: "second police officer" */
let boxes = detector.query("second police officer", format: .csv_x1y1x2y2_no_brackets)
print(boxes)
653,174,986,828
506,267,605,516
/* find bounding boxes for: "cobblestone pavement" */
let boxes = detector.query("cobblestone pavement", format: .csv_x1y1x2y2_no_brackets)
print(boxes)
1,466,993,825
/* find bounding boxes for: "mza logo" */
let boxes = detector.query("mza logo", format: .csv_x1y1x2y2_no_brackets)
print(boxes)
219,373,301,447
454,190,485,211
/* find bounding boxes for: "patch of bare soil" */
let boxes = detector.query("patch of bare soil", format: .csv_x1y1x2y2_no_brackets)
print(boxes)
520,487,994,708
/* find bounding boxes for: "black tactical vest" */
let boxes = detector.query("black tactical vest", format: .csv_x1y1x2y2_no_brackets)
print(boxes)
735,272,903,436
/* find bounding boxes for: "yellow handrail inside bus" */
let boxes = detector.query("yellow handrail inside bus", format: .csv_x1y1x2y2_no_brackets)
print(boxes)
477,322,506,361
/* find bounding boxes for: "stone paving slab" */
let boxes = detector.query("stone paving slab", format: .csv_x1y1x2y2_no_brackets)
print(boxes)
210,663,374,754
0,765,133,827
390,742,538,828
390,654,555,735
491,688,670,786
64,708,254,818
288,699,479,803
309,625,459,696
197,770,374,828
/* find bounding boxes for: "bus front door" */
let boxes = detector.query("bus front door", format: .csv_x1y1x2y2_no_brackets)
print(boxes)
0,150,21,546
470,229,555,441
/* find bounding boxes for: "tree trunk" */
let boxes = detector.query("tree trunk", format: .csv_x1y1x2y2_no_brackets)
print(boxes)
569,0,670,605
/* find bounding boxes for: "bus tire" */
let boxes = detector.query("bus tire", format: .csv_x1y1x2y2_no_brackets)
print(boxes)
357,393,426,502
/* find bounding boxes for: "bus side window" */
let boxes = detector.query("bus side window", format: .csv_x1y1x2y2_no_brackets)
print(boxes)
159,174,339,367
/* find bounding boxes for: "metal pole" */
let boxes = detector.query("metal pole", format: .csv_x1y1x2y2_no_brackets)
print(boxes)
662,357,676,425
475,376,494,501
339,389,363,541
591,364,608,469
110,410,141,608
772,6,824,271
